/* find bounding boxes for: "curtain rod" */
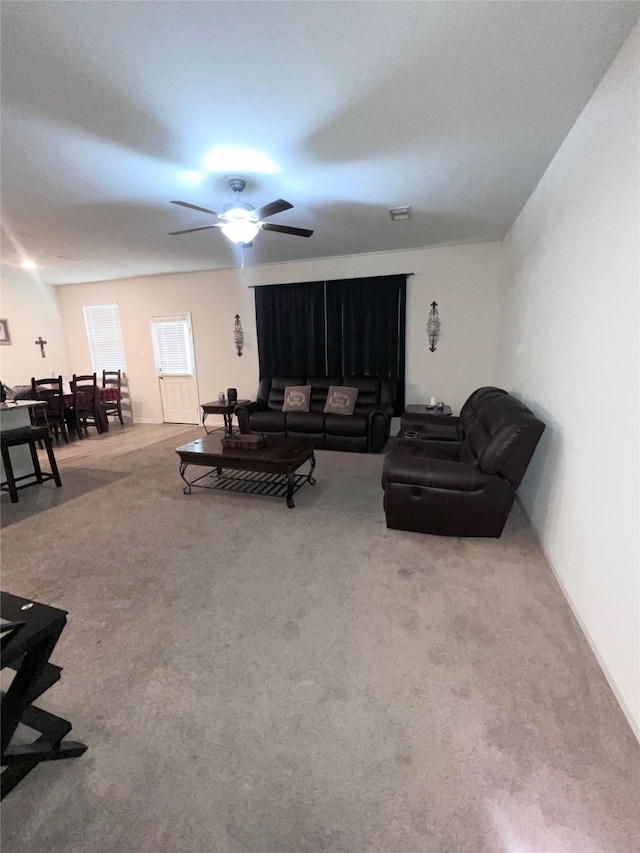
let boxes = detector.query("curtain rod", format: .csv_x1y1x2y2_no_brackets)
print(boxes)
247,273,414,288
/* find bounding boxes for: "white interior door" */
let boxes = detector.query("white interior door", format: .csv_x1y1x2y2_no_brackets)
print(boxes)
151,314,200,424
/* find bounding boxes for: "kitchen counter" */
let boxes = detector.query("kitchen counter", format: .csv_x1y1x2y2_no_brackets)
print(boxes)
0,400,47,485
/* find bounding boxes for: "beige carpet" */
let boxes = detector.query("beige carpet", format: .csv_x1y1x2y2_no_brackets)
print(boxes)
1,426,638,853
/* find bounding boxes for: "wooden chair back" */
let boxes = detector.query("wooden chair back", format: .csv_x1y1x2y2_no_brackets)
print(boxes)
31,375,63,397
30,376,67,440
102,370,122,391
102,370,124,425
71,373,98,416
69,373,102,438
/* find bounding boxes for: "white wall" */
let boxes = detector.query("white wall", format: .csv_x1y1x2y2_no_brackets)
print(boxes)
497,27,639,736
0,275,70,389
57,242,504,423
57,269,258,424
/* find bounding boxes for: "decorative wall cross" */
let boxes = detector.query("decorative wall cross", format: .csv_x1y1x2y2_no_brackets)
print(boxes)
35,336,48,357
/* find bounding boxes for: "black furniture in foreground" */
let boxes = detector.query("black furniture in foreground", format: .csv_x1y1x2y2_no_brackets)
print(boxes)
236,376,396,452
382,390,545,537
1,591,87,799
1,424,62,503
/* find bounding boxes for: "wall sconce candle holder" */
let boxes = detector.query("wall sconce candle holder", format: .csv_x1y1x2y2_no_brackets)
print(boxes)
234,314,244,357
427,301,440,352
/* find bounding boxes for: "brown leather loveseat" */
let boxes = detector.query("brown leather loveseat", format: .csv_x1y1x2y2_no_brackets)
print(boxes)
382,389,545,537
236,376,396,452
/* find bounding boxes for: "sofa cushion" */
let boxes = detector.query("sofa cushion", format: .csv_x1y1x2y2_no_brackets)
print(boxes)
307,377,341,413
343,376,381,407
324,386,358,415
325,413,368,436
286,411,326,433
249,410,287,432
282,385,311,412
267,377,305,411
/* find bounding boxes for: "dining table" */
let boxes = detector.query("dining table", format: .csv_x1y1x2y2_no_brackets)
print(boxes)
12,383,122,436
60,387,121,434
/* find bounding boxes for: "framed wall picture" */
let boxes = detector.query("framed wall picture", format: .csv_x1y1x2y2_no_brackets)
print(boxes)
0,319,11,345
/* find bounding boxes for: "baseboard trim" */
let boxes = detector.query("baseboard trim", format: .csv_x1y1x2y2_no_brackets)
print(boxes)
516,497,640,743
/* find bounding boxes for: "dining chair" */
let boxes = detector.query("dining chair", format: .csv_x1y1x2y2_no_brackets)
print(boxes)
70,374,100,438
102,369,124,425
31,376,69,443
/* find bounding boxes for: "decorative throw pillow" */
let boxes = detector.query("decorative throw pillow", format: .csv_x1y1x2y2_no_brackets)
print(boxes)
323,385,358,415
282,385,311,412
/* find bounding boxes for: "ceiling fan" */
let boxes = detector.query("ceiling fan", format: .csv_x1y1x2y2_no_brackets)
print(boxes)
168,178,313,247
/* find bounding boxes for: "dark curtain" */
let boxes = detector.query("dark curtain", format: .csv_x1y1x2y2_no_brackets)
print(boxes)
325,275,406,413
254,274,406,413
255,282,326,378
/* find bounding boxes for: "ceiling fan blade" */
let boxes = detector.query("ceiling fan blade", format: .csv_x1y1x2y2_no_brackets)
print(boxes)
255,199,293,220
261,222,314,238
168,225,221,236
170,200,219,217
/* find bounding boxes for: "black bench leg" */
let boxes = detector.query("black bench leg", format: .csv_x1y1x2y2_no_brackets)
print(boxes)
1,445,19,503
43,434,62,487
28,440,44,483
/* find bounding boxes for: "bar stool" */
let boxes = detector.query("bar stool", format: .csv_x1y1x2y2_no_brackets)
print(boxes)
0,426,62,503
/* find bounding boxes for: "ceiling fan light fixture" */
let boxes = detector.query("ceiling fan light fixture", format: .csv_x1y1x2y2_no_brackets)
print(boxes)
220,213,260,244
169,177,311,246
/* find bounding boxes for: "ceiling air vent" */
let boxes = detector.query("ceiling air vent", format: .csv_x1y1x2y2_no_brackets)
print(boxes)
389,206,411,221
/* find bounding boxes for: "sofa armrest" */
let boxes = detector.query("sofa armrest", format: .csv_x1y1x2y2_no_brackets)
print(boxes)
382,455,495,492
366,407,393,452
235,400,267,433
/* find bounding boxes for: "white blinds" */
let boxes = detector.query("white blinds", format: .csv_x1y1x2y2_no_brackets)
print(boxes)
83,304,127,374
151,318,193,375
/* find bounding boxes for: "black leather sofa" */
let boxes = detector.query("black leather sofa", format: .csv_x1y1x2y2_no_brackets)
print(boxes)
235,376,396,452
382,390,545,537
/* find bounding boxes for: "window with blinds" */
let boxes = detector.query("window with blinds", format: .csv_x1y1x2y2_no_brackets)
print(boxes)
151,317,193,375
83,304,127,374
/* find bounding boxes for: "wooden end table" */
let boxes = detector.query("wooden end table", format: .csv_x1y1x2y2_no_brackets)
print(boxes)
404,403,452,418
201,400,250,436
176,434,316,508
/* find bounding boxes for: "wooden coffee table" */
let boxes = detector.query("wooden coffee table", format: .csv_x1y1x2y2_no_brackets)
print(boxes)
175,434,316,508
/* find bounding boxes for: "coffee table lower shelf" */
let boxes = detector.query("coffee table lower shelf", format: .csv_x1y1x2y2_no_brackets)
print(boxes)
179,462,316,508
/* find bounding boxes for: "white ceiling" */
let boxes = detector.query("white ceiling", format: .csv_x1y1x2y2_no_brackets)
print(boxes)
1,1,637,285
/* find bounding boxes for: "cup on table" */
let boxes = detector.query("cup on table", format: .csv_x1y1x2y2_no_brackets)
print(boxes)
218,392,226,404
